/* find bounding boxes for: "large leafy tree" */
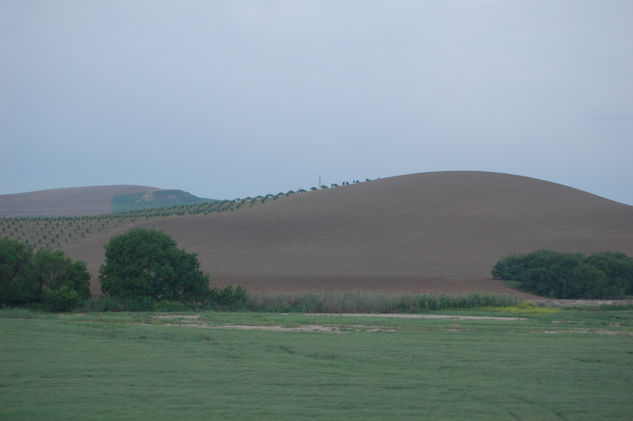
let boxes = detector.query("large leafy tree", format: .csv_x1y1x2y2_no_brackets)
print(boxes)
0,238,37,305
99,228,209,302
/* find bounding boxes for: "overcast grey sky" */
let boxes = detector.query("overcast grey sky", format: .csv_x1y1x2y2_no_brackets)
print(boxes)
1,0,632,204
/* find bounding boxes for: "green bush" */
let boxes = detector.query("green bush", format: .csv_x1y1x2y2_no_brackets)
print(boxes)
1,238,90,309
43,285,81,312
586,252,633,295
492,250,633,299
209,285,247,308
99,228,211,303
32,248,91,300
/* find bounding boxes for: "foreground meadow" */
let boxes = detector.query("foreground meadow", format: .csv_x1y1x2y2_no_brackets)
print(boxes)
1,306,632,420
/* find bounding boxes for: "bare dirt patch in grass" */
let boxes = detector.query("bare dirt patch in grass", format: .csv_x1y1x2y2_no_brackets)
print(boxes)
306,313,527,321
543,329,633,336
155,314,200,320
168,323,341,332
154,323,395,333
145,314,398,332
142,312,525,333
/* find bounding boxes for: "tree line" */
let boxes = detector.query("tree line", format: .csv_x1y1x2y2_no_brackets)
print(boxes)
0,237,90,311
6,229,631,310
1,229,245,311
492,250,633,299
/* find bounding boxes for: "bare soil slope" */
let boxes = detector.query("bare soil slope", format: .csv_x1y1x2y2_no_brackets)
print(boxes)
60,171,633,294
0,185,159,217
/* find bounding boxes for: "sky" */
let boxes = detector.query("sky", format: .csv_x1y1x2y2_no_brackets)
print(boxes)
1,0,632,204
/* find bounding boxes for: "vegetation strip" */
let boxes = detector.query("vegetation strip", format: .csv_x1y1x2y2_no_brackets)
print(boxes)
529,299,633,307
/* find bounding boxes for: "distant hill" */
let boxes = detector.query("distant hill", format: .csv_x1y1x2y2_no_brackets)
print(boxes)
48,171,633,295
112,190,216,213
0,185,214,217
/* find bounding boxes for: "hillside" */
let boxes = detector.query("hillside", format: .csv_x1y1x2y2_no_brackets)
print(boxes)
50,171,633,294
0,186,213,217
112,189,216,213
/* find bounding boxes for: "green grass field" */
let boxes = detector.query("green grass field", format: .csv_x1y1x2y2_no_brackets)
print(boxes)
1,306,632,420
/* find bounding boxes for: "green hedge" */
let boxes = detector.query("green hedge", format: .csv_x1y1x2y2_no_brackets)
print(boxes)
492,250,633,298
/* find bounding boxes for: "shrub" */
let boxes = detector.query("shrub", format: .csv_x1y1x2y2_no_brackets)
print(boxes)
1,238,90,309
43,285,81,312
492,250,633,299
586,252,633,294
209,285,247,308
99,228,210,302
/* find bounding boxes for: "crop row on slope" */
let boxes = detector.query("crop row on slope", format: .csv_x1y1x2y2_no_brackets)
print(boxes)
0,179,371,250
0,197,276,249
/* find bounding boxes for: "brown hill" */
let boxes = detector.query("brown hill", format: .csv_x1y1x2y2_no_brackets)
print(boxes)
0,185,159,217
59,171,633,295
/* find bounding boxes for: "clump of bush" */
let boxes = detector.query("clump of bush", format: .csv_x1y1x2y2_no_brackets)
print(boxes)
43,285,81,312
99,228,245,309
492,250,633,299
0,238,90,311
209,285,247,308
